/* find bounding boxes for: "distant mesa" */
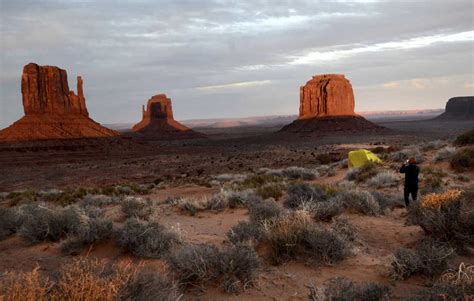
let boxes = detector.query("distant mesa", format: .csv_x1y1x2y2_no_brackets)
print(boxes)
280,74,383,133
0,63,118,142
131,94,205,139
435,96,474,120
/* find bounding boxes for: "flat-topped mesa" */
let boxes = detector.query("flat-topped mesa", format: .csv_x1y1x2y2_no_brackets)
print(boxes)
132,94,205,139
299,74,355,119
280,73,384,134
22,63,88,117
0,63,118,141
436,96,474,120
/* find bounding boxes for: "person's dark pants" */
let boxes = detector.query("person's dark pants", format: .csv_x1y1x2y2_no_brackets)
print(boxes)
404,185,418,207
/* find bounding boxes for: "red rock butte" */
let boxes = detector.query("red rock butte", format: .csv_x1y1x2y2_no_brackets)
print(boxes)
281,74,383,133
132,94,205,139
0,63,118,141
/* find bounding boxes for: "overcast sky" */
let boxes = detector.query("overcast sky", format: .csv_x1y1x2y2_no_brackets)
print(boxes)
1,0,473,127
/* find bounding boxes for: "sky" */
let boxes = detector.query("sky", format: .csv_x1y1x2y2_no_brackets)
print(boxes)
0,0,473,127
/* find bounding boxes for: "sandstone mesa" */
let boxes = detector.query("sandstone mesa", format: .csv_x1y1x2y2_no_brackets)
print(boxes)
0,63,118,141
281,74,382,133
132,94,205,139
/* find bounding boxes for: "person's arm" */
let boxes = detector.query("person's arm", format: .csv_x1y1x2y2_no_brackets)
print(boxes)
400,164,407,173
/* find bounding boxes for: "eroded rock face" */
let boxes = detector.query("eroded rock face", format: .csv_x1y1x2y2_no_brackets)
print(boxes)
437,97,474,120
132,94,205,139
22,63,88,116
0,63,118,141
280,74,383,134
299,74,355,119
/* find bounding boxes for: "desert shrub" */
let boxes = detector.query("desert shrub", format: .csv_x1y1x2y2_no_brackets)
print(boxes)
331,217,357,243
176,197,208,215
315,153,332,164
422,140,445,151
334,190,381,215
120,269,180,301
281,166,318,180
408,189,474,251
121,196,153,219
167,244,260,294
0,207,21,239
3,190,37,206
248,199,282,224
240,174,279,189
389,239,454,280
434,146,456,162
256,183,284,200
227,221,263,245
345,162,379,183
226,190,261,209
300,227,350,264
312,200,344,222
16,203,68,242
77,194,119,207
41,188,89,206
454,129,474,146
206,194,229,211
391,147,425,164
371,191,404,211
118,218,181,258
367,171,399,188
317,277,391,301
450,147,474,172
60,206,113,255
421,174,444,194
264,211,350,264
284,183,327,209
0,267,52,301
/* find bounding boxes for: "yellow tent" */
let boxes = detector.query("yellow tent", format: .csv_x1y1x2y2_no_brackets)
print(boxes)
348,149,382,168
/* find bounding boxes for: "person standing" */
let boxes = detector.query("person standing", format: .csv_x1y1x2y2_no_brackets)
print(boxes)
399,157,420,207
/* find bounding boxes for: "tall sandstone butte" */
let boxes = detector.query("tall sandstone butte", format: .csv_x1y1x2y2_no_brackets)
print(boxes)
299,74,355,118
281,74,382,133
0,63,118,141
435,96,474,120
132,94,205,139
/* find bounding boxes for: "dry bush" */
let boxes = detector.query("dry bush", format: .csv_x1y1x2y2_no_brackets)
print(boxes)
248,199,282,224
118,218,181,258
312,277,390,301
450,147,474,172
454,129,474,146
422,140,445,151
367,171,399,188
0,267,52,301
227,221,263,245
331,217,357,243
256,183,285,200
391,147,425,164
0,207,21,240
345,162,379,183
434,146,457,162
176,197,209,215
16,202,68,243
371,191,404,212
263,210,350,265
240,174,280,189
60,206,113,255
226,189,261,208
121,196,153,219
334,190,381,216
408,189,474,251
261,166,318,180
407,263,474,300
284,183,327,209
312,200,344,222
389,239,454,280
167,244,260,294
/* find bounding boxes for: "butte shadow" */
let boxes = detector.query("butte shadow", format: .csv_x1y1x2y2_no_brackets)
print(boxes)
0,63,118,142
130,94,206,140
279,74,385,134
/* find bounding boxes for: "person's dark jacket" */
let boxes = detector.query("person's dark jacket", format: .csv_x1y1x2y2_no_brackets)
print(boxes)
400,163,420,187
